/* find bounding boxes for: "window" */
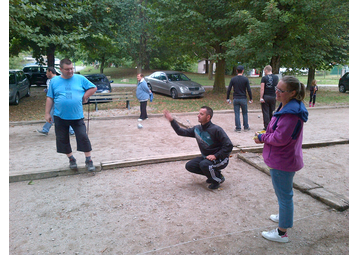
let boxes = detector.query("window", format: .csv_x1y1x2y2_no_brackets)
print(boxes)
9,73,16,84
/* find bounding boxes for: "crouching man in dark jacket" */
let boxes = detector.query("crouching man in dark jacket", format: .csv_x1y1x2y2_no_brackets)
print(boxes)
164,106,233,189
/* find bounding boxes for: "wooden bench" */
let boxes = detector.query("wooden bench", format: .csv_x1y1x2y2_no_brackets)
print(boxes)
88,92,134,111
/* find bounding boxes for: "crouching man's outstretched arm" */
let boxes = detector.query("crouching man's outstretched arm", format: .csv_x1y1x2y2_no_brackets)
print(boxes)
163,110,195,138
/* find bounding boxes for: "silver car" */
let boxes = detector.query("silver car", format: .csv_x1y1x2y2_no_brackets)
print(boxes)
9,70,31,105
145,71,205,99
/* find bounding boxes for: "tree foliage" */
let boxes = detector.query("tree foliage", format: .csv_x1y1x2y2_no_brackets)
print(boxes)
148,0,252,92
9,0,349,87
9,0,91,66
225,0,349,83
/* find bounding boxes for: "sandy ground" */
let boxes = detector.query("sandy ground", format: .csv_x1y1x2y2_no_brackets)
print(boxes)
9,107,349,254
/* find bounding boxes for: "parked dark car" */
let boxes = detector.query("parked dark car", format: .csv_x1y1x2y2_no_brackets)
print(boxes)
145,71,205,99
84,74,113,93
338,72,349,93
23,65,61,86
9,70,31,105
83,74,113,103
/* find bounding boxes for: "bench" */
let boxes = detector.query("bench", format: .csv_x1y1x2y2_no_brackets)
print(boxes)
88,92,134,111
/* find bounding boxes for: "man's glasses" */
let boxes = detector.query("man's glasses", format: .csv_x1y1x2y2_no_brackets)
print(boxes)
62,68,74,71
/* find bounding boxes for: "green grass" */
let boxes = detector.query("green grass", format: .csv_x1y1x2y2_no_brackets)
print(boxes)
79,66,341,86
9,67,348,122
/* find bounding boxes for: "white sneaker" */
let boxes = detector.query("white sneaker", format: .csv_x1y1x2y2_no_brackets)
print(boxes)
262,228,289,243
138,119,143,121
270,214,279,223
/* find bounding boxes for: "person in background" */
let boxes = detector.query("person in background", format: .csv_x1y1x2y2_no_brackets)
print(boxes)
226,65,253,132
260,65,279,130
254,76,308,243
309,79,318,107
164,106,233,190
45,58,97,171
37,67,74,136
136,73,151,121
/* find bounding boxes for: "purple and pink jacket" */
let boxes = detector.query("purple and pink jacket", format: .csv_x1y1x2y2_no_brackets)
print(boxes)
258,99,309,172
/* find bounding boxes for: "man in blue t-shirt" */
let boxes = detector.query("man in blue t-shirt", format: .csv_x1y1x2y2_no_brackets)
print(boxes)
45,58,97,171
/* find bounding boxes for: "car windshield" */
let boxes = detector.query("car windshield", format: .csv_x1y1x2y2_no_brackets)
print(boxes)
86,76,107,83
167,73,190,82
9,73,16,84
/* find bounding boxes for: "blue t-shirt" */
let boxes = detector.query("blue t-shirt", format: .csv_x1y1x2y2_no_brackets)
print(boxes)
47,74,96,120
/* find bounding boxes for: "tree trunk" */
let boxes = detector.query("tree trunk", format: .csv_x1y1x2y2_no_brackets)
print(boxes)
100,55,105,74
270,56,280,74
137,61,142,74
213,58,226,93
46,44,56,67
208,61,213,80
213,43,226,93
205,59,209,74
307,67,316,91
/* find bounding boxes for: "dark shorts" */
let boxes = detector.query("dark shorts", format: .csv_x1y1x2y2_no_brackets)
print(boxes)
54,116,92,154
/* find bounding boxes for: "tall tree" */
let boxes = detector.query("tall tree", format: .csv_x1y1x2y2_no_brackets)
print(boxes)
226,0,349,84
9,0,90,66
78,0,135,73
149,0,250,92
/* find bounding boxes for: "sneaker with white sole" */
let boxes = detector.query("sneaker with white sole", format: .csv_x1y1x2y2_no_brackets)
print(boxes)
270,214,279,223
262,228,288,243
37,129,48,135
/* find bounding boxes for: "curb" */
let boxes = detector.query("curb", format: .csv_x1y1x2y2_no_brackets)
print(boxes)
9,105,348,126
9,132,349,212
9,148,240,183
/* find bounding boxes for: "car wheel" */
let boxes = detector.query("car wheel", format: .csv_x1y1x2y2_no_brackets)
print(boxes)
25,86,31,97
339,85,346,93
14,93,20,105
147,83,153,92
171,88,178,99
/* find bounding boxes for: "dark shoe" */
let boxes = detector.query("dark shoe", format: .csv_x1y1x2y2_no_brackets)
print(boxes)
208,182,220,190
206,174,225,183
244,127,251,132
86,160,95,171
69,158,77,170
234,129,241,132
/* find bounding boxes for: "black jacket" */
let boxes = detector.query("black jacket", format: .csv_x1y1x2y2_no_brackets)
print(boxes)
171,120,233,159
227,75,252,100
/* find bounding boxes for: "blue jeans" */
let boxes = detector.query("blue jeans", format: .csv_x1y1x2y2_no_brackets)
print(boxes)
42,106,74,134
270,168,296,229
233,98,249,130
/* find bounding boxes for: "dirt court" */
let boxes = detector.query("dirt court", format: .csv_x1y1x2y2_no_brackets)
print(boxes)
9,107,349,254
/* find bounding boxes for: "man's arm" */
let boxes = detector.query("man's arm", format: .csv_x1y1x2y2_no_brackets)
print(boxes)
247,79,253,102
163,110,195,137
82,87,97,104
226,81,233,100
260,82,265,103
45,97,54,123
213,128,233,159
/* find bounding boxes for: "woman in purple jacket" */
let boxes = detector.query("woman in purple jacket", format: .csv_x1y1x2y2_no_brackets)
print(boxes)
254,76,308,243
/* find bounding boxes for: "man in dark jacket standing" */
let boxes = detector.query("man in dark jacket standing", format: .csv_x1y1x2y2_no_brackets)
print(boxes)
260,65,279,130
164,106,233,190
226,65,253,132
